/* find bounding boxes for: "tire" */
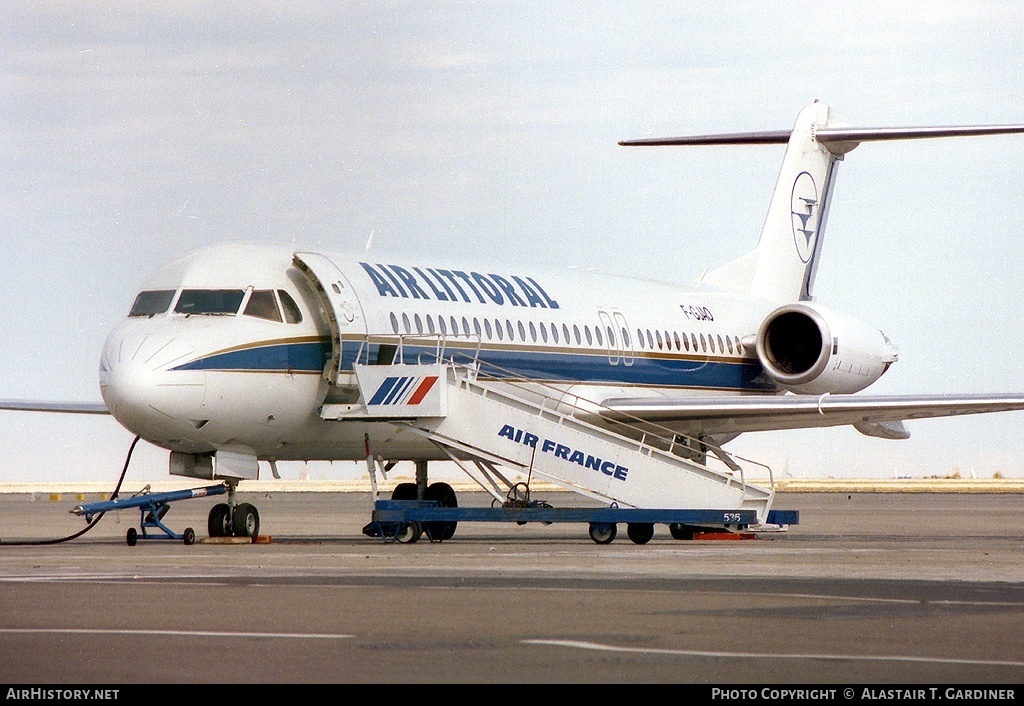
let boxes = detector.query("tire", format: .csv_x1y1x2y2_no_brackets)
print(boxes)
423,482,458,541
208,503,231,538
396,522,422,544
588,523,616,544
627,522,655,545
232,503,260,539
126,527,138,546
391,483,419,500
669,523,694,541
183,527,196,545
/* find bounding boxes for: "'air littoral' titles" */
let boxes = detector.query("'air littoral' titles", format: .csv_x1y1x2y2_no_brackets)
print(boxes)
359,262,560,309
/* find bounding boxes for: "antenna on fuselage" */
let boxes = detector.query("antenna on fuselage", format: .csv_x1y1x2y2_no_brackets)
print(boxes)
365,229,375,253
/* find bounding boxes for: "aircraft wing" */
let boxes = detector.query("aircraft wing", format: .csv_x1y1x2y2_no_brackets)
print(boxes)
0,399,109,415
599,393,1024,440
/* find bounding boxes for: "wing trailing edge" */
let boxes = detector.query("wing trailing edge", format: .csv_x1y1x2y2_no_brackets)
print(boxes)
599,393,1024,438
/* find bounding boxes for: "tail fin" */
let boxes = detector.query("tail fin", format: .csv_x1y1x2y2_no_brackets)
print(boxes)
621,102,1024,303
746,102,841,302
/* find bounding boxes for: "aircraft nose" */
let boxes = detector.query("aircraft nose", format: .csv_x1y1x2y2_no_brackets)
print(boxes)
100,328,206,435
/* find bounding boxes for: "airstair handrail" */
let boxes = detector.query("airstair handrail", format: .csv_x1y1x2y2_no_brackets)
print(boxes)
346,333,774,492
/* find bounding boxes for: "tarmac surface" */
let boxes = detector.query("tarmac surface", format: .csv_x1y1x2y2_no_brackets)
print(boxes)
0,488,1022,684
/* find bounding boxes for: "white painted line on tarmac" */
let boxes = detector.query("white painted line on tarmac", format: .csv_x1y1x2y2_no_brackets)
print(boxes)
0,628,352,639
524,639,1024,667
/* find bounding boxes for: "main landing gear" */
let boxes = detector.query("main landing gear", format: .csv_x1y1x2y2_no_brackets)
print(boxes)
362,459,459,543
206,481,260,540
386,480,459,542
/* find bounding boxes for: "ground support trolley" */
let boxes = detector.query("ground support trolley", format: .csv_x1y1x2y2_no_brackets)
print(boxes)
364,499,799,544
72,484,228,546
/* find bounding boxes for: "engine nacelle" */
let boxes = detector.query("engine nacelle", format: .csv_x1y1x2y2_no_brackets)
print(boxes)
755,302,899,395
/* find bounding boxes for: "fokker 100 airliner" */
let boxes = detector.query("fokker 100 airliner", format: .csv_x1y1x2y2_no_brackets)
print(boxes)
6,101,1024,542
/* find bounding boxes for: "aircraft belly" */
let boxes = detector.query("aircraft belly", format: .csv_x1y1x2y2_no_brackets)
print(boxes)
267,420,453,462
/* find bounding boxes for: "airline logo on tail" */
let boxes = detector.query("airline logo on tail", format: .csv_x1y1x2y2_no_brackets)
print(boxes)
367,375,440,406
791,171,819,263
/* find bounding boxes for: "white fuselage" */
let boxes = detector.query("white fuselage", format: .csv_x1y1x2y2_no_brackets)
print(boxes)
99,241,792,467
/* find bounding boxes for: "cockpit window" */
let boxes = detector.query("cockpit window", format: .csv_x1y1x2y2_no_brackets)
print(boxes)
174,289,245,315
278,290,302,324
243,290,282,322
128,290,176,317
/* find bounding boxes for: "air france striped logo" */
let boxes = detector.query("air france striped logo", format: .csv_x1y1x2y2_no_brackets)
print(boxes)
368,375,439,406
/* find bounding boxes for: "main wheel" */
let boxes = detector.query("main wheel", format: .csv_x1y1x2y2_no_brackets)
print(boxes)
669,523,695,540
391,483,419,500
627,522,655,545
423,482,458,541
588,522,616,544
208,503,231,537
232,502,260,539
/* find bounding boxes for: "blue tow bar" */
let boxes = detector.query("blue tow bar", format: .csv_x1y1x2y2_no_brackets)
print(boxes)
71,484,227,546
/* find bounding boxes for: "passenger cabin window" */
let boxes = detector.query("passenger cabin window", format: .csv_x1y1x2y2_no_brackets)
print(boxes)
244,290,282,322
129,290,175,317
174,289,245,315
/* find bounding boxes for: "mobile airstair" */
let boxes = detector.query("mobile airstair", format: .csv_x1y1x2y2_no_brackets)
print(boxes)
321,344,795,543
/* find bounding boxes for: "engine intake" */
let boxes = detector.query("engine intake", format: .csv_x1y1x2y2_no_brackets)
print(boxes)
755,302,898,395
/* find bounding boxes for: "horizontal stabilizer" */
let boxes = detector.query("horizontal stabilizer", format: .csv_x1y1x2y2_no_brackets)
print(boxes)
621,123,1024,155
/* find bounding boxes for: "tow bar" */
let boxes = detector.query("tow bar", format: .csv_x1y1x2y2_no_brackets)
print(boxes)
71,484,227,545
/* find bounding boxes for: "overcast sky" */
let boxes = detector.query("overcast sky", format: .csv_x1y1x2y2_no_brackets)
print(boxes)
4,1,1024,483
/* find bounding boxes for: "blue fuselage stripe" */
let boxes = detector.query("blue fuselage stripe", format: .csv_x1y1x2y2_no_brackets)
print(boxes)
343,343,774,392
173,340,773,392
171,341,330,373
